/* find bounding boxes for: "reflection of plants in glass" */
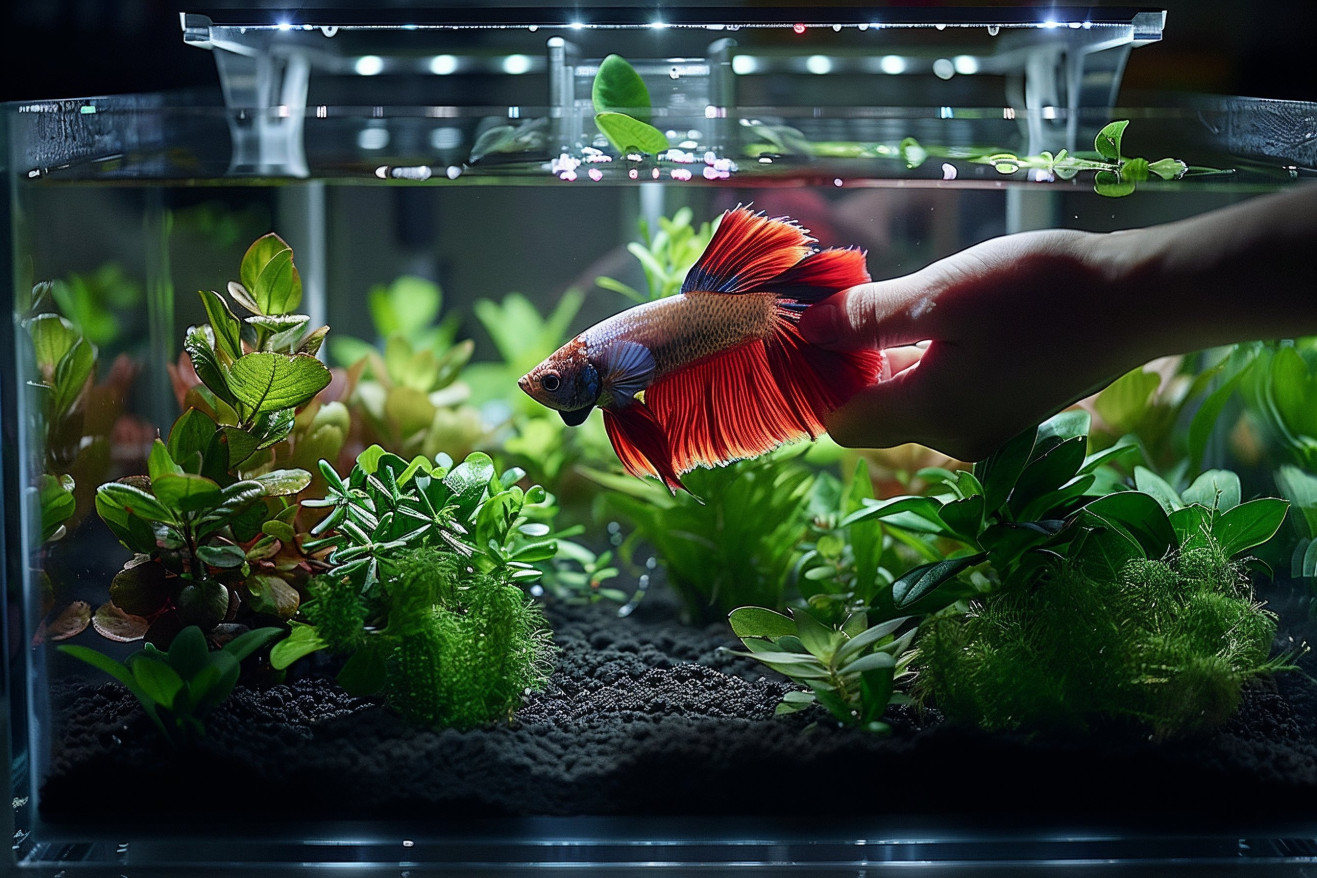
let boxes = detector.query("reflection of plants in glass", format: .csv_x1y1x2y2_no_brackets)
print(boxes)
94,235,328,646
59,625,283,747
729,606,918,735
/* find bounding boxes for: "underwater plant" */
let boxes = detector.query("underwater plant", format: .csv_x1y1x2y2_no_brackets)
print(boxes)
915,534,1293,739
591,54,669,156
59,625,283,747
588,447,819,624
272,447,559,726
728,605,917,735
93,234,329,645
330,275,484,462
593,206,715,304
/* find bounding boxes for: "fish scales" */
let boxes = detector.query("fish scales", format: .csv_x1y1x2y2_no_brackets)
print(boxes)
581,292,779,379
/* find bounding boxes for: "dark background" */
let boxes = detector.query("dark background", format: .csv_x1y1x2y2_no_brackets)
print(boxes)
1,1,1315,104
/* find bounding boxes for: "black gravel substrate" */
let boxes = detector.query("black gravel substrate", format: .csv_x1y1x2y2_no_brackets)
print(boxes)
36,582,1317,831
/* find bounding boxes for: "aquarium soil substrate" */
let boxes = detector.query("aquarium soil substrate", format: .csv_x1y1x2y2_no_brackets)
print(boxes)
40,582,1317,827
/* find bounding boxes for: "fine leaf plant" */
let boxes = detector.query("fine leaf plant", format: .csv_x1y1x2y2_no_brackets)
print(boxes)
272,447,560,727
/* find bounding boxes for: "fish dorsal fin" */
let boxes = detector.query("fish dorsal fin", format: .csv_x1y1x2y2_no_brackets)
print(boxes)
681,206,815,295
598,339,656,403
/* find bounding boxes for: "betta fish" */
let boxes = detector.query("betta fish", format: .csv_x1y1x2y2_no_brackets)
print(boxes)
518,206,884,492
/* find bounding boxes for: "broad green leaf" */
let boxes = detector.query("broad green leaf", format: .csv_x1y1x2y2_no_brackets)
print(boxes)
1039,410,1091,444
58,644,139,691
595,112,669,155
130,655,184,709
1072,525,1143,582
97,481,175,525
246,574,301,618
892,555,982,609
1093,367,1160,431
1011,436,1086,513
1078,491,1177,558
443,452,496,519
792,608,840,662
1094,119,1129,161
371,275,441,338
1134,466,1183,513
240,233,302,315
1170,504,1213,551
167,626,212,680
198,288,244,361
336,641,389,696
226,352,331,415
1094,170,1136,198
185,329,236,407
1182,470,1241,512
251,467,312,497
196,543,247,568
976,424,1036,514
1275,465,1317,537
1213,498,1289,558
151,472,222,513
729,606,797,640
52,338,95,415
27,313,79,369
168,409,222,475
1148,158,1186,180
834,617,910,665
592,54,652,121
269,622,326,669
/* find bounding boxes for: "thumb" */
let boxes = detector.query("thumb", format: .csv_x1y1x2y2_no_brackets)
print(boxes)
800,277,937,351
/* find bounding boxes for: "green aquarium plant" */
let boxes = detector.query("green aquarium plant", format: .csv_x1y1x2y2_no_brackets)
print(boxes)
272,447,559,727
588,447,820,624
743,119,1218,197
915,532,1294,739
593,206,715,304
59,625,283,747
94,234,329,645
331,275,484,462
591,53,670,156
729,606,918,735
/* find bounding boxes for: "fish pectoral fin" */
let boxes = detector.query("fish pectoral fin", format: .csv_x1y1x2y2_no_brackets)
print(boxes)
602,402,686,494
560,406,594,427
598,340,656,403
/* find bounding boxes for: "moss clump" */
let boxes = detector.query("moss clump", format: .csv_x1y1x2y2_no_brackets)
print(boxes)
306,546,555,729
915,538,1284,740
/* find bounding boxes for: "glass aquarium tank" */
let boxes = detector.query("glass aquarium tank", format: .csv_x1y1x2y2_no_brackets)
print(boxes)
6,6,1317,873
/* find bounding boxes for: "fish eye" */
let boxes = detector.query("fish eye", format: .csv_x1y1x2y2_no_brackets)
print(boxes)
540,372,561,392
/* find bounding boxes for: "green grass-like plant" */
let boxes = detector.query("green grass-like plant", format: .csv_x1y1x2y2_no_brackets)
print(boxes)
59,625,282,747
915,537,1291,740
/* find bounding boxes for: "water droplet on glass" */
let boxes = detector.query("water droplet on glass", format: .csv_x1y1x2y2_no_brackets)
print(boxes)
402,839,414,848
669,67,681,80
935,22,947,30
987,25,1000,36
446,165,462,180
941,162,957,180
833,178,844,187
320,26,339,38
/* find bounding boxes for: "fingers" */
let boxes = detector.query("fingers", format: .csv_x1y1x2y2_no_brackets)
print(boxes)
800,276,940,351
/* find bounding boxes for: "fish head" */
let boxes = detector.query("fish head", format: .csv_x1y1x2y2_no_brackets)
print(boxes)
518,340,601,421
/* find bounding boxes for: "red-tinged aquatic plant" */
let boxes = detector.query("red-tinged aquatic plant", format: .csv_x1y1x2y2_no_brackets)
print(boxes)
91,234,331,647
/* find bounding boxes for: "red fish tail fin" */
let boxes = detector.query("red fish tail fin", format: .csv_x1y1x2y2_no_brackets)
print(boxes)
767,320,885,424
602,402,687,493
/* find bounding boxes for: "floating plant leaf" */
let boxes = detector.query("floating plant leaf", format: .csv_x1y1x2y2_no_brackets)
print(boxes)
1094,170,1136,198
592,54,652,122
1094,119,1129,161
595,112,669,156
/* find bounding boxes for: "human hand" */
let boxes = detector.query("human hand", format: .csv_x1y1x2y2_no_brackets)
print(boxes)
799,229,1147,460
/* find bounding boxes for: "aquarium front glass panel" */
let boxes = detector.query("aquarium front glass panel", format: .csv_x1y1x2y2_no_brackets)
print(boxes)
6,7,1317,875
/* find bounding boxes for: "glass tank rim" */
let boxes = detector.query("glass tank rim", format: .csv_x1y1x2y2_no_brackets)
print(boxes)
183,5,1167,32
